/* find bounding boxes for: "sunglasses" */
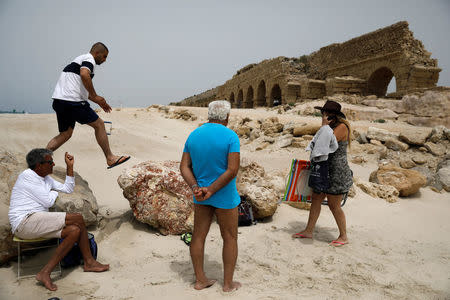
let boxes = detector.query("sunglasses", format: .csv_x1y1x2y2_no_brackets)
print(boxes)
41,160,54,165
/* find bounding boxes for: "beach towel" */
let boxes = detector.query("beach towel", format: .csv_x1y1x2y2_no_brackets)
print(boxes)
306,125,338,162
282,159,312,203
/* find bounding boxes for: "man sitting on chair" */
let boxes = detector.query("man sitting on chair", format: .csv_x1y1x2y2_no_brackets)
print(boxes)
8,148,109,291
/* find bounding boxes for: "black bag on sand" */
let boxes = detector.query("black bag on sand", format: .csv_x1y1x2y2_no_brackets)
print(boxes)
238,196,255,226
59,232,98,268
308,160,330,192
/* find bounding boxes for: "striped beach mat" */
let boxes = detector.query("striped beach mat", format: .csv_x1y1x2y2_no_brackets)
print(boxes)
282,159,312,203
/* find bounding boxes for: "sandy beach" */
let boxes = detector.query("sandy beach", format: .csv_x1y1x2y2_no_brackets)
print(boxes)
0,106,449,299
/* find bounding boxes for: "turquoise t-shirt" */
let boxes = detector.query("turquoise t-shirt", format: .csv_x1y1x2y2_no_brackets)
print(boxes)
183,123,241,209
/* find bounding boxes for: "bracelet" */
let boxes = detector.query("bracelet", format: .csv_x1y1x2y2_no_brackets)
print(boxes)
191,184,199,190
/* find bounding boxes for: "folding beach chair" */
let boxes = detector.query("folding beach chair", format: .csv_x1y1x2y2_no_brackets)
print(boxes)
14,236,62,280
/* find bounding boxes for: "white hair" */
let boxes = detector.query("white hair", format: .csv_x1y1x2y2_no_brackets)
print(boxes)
208,100,231,121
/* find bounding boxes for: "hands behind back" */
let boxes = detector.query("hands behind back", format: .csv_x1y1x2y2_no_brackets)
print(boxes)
193,186,213,201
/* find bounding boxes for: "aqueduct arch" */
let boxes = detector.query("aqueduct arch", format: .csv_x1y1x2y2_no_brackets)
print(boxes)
177,21,441,108
256,80,266,107
269,84,282,106
229,92,235,106
237,90,243,108
245,86,254,108
367,67,395,96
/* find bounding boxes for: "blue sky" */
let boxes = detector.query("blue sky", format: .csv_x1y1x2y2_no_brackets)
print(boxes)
0,0,449,113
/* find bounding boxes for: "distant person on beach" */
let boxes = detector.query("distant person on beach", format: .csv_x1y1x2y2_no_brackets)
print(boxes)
8,149,109,291
180,100,241,292
292,100,353,246
46,42,130,169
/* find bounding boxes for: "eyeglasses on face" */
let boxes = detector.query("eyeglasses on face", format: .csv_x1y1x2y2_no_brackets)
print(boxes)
41,160,54,165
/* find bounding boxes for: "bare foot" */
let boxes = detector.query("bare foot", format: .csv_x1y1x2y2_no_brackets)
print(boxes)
83,260,110,272
223,281,241,292
292,231,312,239
194,279,217,290
36,271,57,291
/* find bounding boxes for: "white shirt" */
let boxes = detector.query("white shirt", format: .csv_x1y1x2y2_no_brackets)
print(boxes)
8,169,75,233
52,53,96,102
306,125,339,162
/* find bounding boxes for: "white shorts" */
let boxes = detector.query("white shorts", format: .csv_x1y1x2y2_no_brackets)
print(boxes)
15,211,67,239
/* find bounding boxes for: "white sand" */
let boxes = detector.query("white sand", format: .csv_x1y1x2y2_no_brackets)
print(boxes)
0,106,449,299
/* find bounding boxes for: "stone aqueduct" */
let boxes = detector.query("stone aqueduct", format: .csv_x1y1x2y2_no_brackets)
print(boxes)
175,21,441,108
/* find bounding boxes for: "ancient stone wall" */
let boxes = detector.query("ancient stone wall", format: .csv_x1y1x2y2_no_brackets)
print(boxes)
172,87,218,107
176,21,441,107
309,21,440,96
216,57,311,107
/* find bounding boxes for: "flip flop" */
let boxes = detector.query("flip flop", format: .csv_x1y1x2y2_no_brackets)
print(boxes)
329,240,348,247
107,156,130,169
181,233,192,246
292,232,312,239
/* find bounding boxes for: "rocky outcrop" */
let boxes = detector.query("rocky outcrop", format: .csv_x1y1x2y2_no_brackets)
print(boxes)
52,167,99,226
402,91,450,127
366,127,399,143
170,109,198,121
236,158,281,219
369,165,427,196
117,161,194,235
293,124,321,136
435,159,450,192
354,177,399,203
0,150,23,265
342,106,398,121
399,128,432,146
261,117,283,136
362,99,406,114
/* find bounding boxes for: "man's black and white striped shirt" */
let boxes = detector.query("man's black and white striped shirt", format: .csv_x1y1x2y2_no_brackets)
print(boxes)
52,53,96,102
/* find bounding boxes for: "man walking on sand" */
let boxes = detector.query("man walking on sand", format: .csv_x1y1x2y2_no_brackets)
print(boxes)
9,149,109,291
46,42,130,169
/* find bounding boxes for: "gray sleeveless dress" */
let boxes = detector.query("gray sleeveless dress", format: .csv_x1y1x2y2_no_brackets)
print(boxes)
319,141,353,195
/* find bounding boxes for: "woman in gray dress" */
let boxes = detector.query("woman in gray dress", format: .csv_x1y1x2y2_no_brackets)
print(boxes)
292,100,353,246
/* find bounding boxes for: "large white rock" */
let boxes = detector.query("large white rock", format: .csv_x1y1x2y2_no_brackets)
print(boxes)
402,90,450,118
366,127,399,143
117,161,194,235
236,158,280,219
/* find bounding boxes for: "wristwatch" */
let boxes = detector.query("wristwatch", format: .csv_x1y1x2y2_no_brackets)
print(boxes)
191,184,199,190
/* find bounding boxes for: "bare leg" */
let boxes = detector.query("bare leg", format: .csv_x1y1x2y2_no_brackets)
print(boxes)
87,118,129,167
292,192,326,238
46,127,74,151
190,204,216,290
65,213,109,272
327,194,348,245
215,207,241,292
35,224,80,291
87,118,112,160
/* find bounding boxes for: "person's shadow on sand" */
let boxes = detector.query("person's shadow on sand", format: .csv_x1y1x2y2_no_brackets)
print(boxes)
169,255,222,284
285,221,336,243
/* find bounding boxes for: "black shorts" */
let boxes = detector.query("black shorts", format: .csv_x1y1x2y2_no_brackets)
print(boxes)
52,99,99,132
